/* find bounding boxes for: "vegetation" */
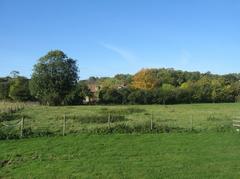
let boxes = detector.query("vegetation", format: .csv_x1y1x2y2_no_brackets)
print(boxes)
0,101,25,118
9,76,31,101
0,102,240,178
0,75,31,102
0,102,238,138
1,133,240,178
98,69,240,104
30,50,79,105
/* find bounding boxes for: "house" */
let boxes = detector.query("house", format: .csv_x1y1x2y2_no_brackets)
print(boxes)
84,83,101,104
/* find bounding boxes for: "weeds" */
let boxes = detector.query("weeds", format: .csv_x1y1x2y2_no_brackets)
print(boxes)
99,107,145,115
68,114,127,124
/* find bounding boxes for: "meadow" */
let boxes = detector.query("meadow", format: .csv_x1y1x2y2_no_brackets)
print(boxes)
0,102,239,138
1,102,240,178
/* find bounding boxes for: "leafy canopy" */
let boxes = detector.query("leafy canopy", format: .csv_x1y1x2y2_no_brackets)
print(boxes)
30,50,78,105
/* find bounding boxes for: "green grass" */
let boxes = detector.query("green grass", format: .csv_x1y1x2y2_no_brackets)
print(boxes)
1,133,240,178
1,103,240,178
1,103,239,136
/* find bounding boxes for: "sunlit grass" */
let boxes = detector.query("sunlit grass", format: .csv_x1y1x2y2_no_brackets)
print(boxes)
0,103,239,137
1,133,240,178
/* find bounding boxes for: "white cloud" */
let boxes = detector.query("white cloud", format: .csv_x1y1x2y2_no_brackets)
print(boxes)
100,42,137,64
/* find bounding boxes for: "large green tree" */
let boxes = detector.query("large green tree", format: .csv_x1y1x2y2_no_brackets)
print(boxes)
30,50,79,105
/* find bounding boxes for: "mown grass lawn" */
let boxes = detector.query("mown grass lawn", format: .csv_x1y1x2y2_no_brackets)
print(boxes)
1,133,240,178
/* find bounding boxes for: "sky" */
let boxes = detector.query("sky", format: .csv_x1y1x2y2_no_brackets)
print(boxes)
0,0,240,79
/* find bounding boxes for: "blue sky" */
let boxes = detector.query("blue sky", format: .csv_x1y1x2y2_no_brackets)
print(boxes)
0,0,240,79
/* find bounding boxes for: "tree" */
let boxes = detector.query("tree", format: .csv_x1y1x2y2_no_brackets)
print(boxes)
100,78,121,89
10,71,20,78
180,81,195,103
9,76,31,101
159,84,176,104
118,87,132,104
211,78,224,102
131,69,159,90
223,74,238,85
0,77,11,100
127,89,148,104
175,88,191,104
30,50,78,105
64,82,92,105
114,74,132,85
192,76,212,103
99,88,122,104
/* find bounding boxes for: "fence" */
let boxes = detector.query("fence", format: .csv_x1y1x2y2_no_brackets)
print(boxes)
0,111,235,140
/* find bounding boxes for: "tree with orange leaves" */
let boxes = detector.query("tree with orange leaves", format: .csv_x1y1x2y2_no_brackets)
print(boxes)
131,68,160,90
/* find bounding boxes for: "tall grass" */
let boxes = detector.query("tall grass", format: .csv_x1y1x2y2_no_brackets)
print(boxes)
0,103,238,139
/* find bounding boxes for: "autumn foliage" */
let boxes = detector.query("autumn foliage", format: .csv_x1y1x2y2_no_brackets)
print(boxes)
131,69,159,90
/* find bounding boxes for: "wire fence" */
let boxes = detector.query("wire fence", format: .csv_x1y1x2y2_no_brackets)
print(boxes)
0,111,237,140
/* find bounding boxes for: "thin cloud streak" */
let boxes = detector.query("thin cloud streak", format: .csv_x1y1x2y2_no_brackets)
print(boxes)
100,42,137,64
179,49,191,66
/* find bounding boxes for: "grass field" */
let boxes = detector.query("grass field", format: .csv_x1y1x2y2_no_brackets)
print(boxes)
1,103,240,178
1,133,240,178
1,103,240,137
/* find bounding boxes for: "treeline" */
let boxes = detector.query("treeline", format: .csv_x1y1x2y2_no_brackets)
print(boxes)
1,50,240,105
0,73,32,102
0,75,91,105
99,79,240,104
97,69,240,104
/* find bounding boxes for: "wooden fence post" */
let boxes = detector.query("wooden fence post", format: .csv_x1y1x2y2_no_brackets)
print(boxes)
191,115,193,131
108,113,111,128
20,116,24,138
63,114,66,136
150,112,153,131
